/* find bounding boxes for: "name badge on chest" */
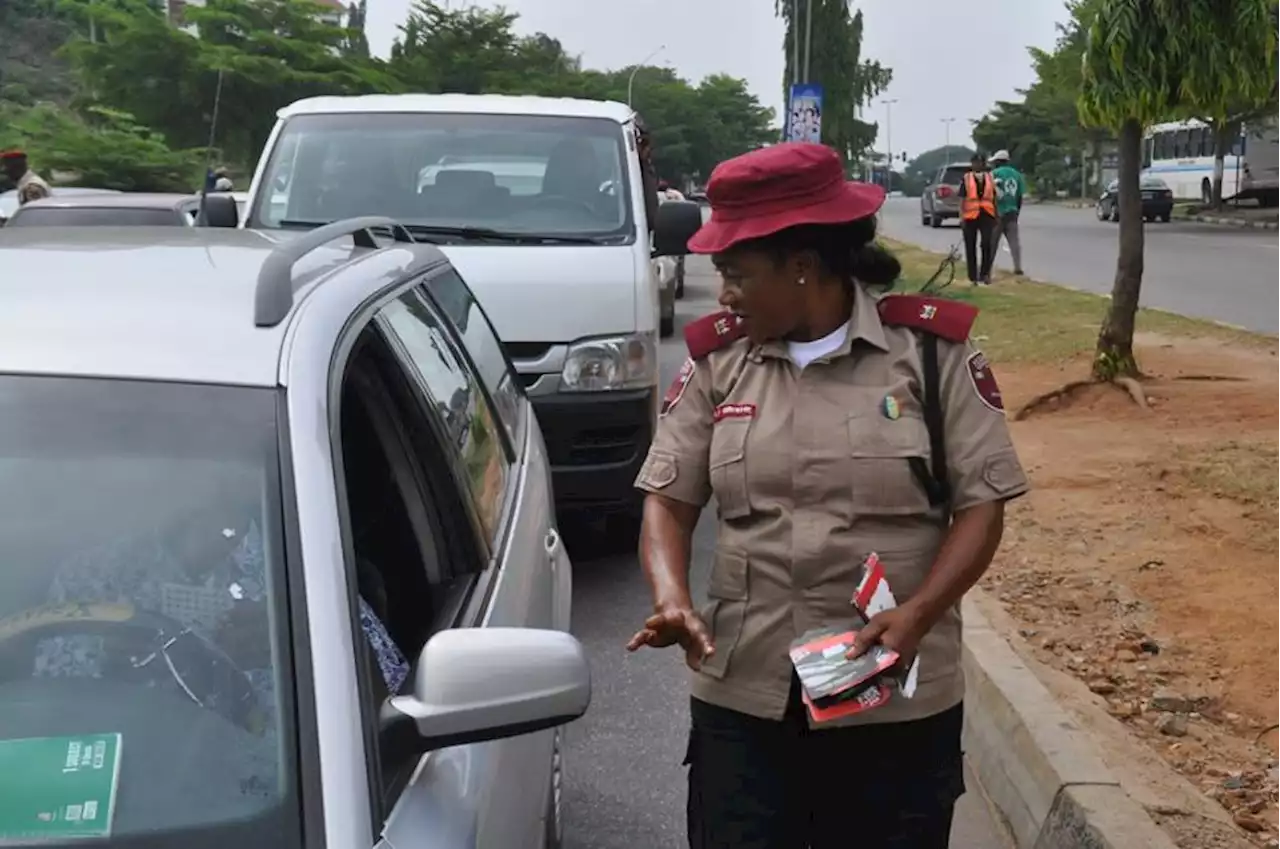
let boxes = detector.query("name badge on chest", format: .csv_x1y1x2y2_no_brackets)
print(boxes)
713,403,757,422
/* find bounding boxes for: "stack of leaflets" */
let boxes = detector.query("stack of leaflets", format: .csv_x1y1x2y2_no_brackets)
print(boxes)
788,553,921,722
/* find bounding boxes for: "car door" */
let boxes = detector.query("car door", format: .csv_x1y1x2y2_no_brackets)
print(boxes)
424,266,570,633
372,274,559,849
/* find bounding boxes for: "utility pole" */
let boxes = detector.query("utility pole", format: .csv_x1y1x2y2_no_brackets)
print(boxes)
802,0,814,82
792,0,801,85
941,117,956,154
881,98,898,188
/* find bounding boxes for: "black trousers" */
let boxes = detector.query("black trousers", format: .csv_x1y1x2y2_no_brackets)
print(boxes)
961,214,996,282
685,683,965,849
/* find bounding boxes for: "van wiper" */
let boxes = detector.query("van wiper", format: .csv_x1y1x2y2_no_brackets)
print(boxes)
403,224,601,245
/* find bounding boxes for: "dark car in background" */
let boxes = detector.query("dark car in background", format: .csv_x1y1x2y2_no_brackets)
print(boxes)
920,163,969,227
1096,176,1174,223
5,193,202,228
0,187,121,226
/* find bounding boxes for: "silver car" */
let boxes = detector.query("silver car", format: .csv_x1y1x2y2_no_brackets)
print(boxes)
0,218,589,848
920,163,969,228
4,192,203,228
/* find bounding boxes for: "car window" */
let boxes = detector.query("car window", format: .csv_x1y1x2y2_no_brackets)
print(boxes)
423,268,524,446
249,111,633,243
377,292,513,546
334,330,482,819
8,207,185,227
0,375,301,848
942,166,968,184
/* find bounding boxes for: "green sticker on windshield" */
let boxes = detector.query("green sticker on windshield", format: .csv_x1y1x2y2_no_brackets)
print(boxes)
0,733,122,840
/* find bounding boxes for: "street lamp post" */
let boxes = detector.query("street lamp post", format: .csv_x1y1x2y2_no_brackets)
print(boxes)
941,117,956,153
802,0,815,83
881,98,898,188
627,45,666,108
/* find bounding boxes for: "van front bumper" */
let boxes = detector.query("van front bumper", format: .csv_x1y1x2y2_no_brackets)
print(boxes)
531,387,656,515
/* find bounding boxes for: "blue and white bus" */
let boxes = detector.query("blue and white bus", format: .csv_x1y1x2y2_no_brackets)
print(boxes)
1142,118,1279,206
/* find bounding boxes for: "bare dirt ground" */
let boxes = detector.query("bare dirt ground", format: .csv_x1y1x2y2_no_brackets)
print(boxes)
983,333,1279,848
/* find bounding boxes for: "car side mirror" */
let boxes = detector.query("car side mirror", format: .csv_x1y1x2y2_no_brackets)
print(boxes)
380,627,591,754
652,199,702,257
198,193,239,228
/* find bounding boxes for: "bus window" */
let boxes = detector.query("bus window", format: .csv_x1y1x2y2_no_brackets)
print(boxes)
1142,138,1152,168
1187,127,1204,157
1153,131,1169,160
1174,129,1190,158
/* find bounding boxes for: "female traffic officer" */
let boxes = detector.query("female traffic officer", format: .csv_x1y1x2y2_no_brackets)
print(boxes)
626,141,1030,849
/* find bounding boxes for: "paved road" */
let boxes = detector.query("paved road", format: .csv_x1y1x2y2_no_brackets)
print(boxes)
561,259,1011,849
877,197,1279,334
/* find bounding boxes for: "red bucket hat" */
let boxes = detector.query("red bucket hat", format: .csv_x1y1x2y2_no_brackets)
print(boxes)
687,142,885,255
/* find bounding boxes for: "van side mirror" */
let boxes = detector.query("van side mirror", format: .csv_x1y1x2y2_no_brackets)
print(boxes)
379,628,591,754
199,193,239,228
652,199,702,257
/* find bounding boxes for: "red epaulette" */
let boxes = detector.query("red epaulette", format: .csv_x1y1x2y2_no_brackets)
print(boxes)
684,311,746,360
877,295,977,343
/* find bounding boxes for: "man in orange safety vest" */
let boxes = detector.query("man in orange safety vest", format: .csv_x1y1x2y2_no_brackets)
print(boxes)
959,152,997,285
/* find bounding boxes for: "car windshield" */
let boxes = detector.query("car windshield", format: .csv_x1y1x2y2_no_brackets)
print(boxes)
248,111,634,243
0,376,300,849
8,207,184,227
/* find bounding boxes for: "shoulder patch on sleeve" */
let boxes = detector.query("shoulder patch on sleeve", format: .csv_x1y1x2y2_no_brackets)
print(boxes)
684,311,746,360
965,350,1004,412
877,295,977,343
660,358,696,417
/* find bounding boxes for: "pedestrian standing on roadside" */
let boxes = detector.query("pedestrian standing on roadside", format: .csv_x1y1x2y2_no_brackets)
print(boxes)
1,150,52,206
959,152,997,285
989,150,1026,276
625,141,1030,849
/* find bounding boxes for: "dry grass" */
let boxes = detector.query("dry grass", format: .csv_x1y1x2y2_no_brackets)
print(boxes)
1175,439,1280,511
880,238,1276,365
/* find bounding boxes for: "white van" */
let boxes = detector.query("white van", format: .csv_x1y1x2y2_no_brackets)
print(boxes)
237,94,702,543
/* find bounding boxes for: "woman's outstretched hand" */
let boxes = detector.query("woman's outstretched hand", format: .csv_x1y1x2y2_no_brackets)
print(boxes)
626,604,715,671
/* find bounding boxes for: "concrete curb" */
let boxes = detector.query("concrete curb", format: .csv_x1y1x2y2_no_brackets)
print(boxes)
1172,212,1279,230
961,589,1179,849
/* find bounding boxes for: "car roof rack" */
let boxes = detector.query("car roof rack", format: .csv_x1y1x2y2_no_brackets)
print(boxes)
254,216,415,328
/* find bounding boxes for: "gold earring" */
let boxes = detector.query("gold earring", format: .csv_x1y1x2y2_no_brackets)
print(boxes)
798,276,807,286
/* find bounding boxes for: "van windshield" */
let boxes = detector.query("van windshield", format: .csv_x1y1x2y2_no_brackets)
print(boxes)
248,111,634,244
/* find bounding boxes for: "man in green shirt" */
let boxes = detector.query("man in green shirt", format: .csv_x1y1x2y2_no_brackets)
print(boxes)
990,150,1026,276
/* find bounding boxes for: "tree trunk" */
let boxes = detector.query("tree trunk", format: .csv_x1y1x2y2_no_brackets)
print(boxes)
1208,121,1228,208
1093,117,1144,381
1210,121,1237,209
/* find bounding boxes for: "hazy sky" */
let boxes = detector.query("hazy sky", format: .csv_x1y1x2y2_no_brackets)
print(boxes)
366,0,1066,164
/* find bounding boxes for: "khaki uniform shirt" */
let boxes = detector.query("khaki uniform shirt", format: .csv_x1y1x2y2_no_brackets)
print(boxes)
16,170,51,205
635,284,1030,726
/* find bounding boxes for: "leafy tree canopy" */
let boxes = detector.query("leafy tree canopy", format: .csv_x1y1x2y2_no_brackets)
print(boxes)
1,0,777,192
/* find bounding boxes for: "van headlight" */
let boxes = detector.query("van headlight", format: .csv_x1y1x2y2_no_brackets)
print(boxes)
561,332,657,392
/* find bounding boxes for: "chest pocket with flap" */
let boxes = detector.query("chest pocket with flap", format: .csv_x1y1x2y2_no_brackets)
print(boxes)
847,412,934,515
709,419,752,519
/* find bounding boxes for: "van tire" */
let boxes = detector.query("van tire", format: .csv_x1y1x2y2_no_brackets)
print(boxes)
543,729,564,849
599,507,643,556
660,313,675,338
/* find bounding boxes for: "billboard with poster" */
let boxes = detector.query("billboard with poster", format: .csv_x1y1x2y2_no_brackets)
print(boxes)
785,83,824,144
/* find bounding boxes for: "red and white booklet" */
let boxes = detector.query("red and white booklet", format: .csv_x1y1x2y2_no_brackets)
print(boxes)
852,553,920,699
